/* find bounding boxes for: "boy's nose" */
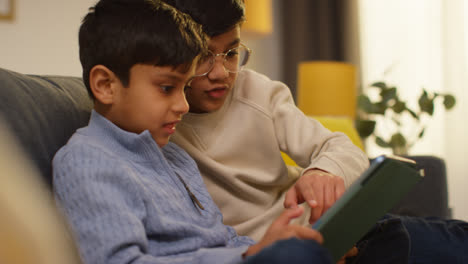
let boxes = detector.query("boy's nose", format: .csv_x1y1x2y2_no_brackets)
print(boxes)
207,57,229,80
174,91,189,115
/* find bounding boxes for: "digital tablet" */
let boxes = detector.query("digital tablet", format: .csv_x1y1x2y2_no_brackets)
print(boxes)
312,155,424,262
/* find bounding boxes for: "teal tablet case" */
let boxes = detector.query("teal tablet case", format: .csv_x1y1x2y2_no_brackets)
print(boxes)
312,155,424,262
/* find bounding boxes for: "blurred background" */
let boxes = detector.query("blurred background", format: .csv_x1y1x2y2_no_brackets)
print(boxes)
0,0,466,221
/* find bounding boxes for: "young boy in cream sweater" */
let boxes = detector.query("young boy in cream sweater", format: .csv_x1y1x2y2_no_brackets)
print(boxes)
165,0,369,241
53,0,333,263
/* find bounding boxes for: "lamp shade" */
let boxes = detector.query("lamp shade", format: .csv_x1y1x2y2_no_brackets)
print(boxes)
297,61,357,119
242,0,272,35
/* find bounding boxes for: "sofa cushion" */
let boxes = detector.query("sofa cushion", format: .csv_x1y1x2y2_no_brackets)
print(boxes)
0,68,92,187
390,155,451,219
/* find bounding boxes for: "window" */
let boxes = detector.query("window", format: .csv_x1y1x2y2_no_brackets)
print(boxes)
359,0,468,220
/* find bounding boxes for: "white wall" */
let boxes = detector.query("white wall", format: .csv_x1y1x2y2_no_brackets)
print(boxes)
0,0,283,80
0,0,97,76
359,0,445,158
444,0,468,221
359,0,468,221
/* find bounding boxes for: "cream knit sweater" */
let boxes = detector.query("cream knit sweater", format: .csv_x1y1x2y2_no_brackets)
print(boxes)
172,69,369,241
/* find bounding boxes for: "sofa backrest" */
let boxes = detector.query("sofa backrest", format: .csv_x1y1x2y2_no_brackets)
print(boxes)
0,68,93,187
390,155,451,219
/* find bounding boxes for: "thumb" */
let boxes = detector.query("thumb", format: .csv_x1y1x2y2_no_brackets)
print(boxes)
272,206,304,228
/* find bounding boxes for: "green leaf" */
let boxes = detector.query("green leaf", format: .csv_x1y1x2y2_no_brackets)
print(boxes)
392,101,406,113
418,90,434,115
371,102,387,115
355,119,376,138
357,95,374,113
370,82,387,90
418,128,425,138
443,95,456,109
389,133,407,147
375,136,391,148
380,87,397,104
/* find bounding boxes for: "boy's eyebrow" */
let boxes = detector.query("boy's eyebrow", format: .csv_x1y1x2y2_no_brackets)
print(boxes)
228,38,241,47
209,38,241,51
153,72,186,82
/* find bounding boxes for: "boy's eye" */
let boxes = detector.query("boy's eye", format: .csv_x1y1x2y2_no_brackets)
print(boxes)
160,85,174,93
226,50,239,58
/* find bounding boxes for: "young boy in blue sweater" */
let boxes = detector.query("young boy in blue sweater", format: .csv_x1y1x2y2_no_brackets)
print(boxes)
52,0,334,263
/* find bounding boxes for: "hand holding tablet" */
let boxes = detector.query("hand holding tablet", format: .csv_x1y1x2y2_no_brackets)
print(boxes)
312,155,424,262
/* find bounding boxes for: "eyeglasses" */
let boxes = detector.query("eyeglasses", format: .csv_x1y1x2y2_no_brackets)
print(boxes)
194,44,251,77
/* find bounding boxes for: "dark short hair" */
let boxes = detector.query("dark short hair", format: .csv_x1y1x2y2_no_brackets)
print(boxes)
163,0,245,37
79,0,207,99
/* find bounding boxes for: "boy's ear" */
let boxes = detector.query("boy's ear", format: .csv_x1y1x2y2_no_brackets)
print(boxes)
89,65,119,105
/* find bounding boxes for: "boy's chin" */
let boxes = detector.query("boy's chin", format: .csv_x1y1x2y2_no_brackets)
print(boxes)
189,102,224,113
155,138,169,148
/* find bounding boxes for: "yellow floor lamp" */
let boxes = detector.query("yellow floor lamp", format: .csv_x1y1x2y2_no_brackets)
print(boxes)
282,61,364,166
297,61,363,150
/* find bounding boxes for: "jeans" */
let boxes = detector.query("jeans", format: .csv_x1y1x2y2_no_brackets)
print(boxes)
243,215,468,264
351,214,468,264
348,214,410,264
401,216,468,264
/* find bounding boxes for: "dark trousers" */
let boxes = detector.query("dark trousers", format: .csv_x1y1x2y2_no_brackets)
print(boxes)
243,214,468,264
349,214,410,263
402,216,468,264
350,214,468,264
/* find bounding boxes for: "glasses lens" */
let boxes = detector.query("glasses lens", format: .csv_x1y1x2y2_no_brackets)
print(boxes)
195,51,214,76
194,45,251,76
224,46,250,73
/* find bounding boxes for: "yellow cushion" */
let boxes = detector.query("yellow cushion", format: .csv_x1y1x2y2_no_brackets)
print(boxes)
281,116,364,166
313,116,363,150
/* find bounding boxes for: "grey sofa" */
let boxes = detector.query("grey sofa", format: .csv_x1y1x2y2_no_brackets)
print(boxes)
0,67,451,219
0,67,92,187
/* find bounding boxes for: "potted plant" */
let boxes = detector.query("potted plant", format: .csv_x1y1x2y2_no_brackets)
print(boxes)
355,81,456,155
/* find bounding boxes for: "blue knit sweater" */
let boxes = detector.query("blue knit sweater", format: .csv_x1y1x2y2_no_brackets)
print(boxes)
53,111,255,264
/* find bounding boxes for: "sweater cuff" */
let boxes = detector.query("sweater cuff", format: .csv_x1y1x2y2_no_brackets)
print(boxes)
302,156,348,185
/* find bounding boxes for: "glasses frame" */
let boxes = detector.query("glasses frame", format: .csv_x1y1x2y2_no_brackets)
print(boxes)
193,43,252,77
